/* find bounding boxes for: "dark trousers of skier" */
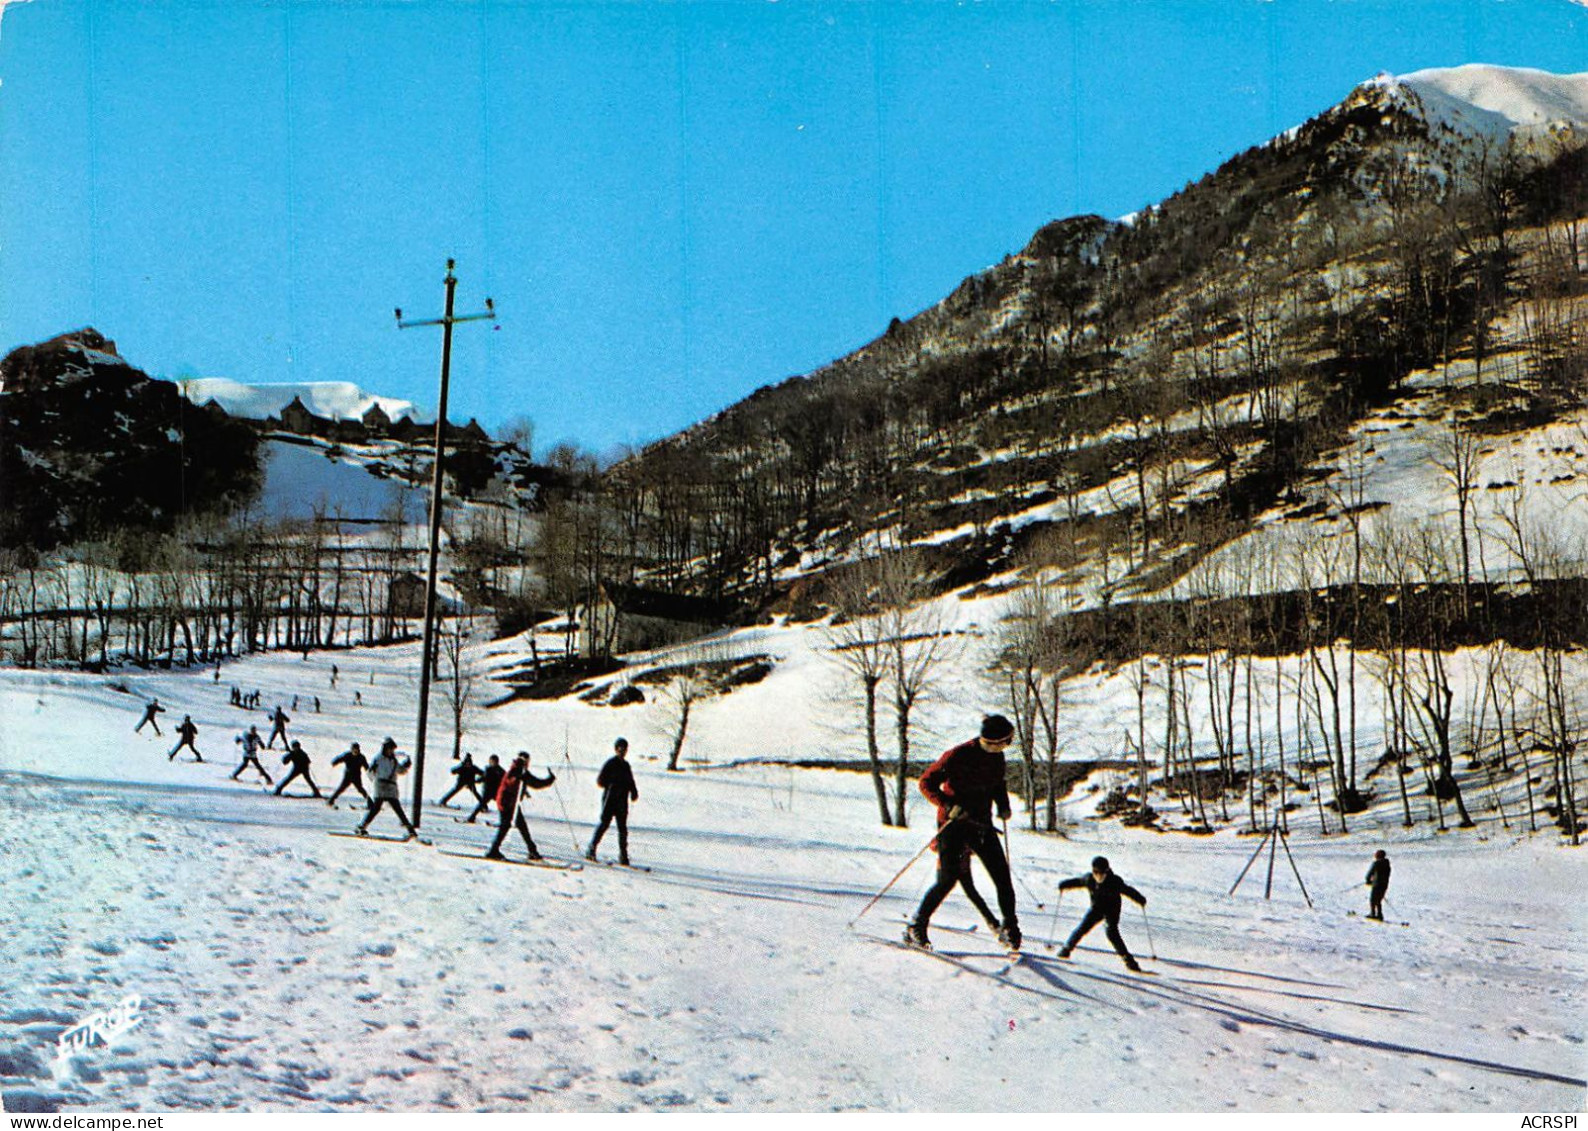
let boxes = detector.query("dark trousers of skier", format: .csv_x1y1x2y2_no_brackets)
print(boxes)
275,766,321,798
1369,881,1388,920
135,713,162,736
439,780,481,808
488,801,541,860
914,821,1017,936
358,796,416,836
168,736,203,762
328,774,371,806
268,721,289,748
587,801,631,864
1063,909,1137,966
232,753,272,784
465,792,495,824
958,868,1001,930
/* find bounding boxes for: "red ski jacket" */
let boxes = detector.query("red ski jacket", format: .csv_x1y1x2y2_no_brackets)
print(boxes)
496,760,555,811
918,738,1012,828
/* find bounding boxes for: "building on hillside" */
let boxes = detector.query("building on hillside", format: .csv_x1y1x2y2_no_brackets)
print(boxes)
362,402,393,437
582,581,741,657
278,395,318,435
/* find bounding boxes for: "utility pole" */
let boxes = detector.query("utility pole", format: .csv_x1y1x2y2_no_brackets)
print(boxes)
395,259,495,829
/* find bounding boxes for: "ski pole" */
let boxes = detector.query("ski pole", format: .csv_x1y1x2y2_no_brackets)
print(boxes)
549,725,583,852
1044,888,1065,951
849,822,953,928
550,775,582,854
1002,817,1045,910
1139,903,1158,960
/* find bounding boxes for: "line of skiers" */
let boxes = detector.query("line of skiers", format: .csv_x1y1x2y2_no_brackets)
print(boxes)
142,696,1397,958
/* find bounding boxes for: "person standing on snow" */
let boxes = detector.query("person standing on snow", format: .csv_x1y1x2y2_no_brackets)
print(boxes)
134,699,165,736
585,737,640,865
356,738,418,839
465,754,504,824
168,715,204,762
275,740,322,798
1057,856,1147,972
438,752,484,809
905,714,1022,952
266,705,291,749
485,751,556,861
1365,850,1392,921
232,725,272,784
327,742,371,807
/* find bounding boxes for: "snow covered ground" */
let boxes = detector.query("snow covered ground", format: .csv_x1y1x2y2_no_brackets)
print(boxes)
0,634,1583,1115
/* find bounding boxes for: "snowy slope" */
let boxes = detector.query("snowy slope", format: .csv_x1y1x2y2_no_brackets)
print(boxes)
177,377,427,424
0,633,1582,1114
1395,64,1588,136
254,439,421,522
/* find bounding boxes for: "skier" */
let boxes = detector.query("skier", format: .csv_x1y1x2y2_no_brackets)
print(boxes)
905,714,1022,952
231,725,272,784
1365,849,1392,921
464,754,504,823
167,715,204,762
585,738,640,865
274,740,322,798
266,705,291,749
485,751,556,861
1057,856,1147,972
326,742,371,807
330,664,339,689
356,738,418,839
134,699,165,736
438,752,483,809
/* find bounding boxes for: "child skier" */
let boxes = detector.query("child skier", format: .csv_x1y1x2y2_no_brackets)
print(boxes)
586,738,640,865
231,725,272,784
464,754,504,824
485,751,556,861
275,740,322,798
168,715,203,762
356,738,418,839
134,699,165,736
1057,856,1147,971
438,752,484,808
1365,850,1392,921
327,742,371,807
266,705,291,749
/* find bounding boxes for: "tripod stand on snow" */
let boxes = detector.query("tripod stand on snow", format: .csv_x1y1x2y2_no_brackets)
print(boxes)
1229,817,1313,908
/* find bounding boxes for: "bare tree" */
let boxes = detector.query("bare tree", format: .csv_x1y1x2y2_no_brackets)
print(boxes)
874,551,957,828
823,557,896,826
437,609,482,763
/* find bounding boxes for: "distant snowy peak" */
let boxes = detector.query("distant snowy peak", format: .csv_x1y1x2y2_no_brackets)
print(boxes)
178,377,430,424
1366,64,1588,143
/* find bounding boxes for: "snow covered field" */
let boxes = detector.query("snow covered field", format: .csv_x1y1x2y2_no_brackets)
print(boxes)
0,635,1583,1115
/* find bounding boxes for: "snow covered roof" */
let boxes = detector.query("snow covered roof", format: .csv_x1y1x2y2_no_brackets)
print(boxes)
175,377,430,424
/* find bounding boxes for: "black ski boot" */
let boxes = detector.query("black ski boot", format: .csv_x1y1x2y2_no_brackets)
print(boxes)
998,921,1022,951
903,922,932,951
1123,956,1142,973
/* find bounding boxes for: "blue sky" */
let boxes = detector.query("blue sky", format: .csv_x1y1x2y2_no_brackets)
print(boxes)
2,0,1584,458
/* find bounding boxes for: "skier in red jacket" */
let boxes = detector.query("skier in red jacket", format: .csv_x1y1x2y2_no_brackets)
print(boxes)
905,714,1021,952
485,751,556,861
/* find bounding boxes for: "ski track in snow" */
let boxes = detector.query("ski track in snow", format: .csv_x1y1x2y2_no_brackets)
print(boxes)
0,655,1584,1114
